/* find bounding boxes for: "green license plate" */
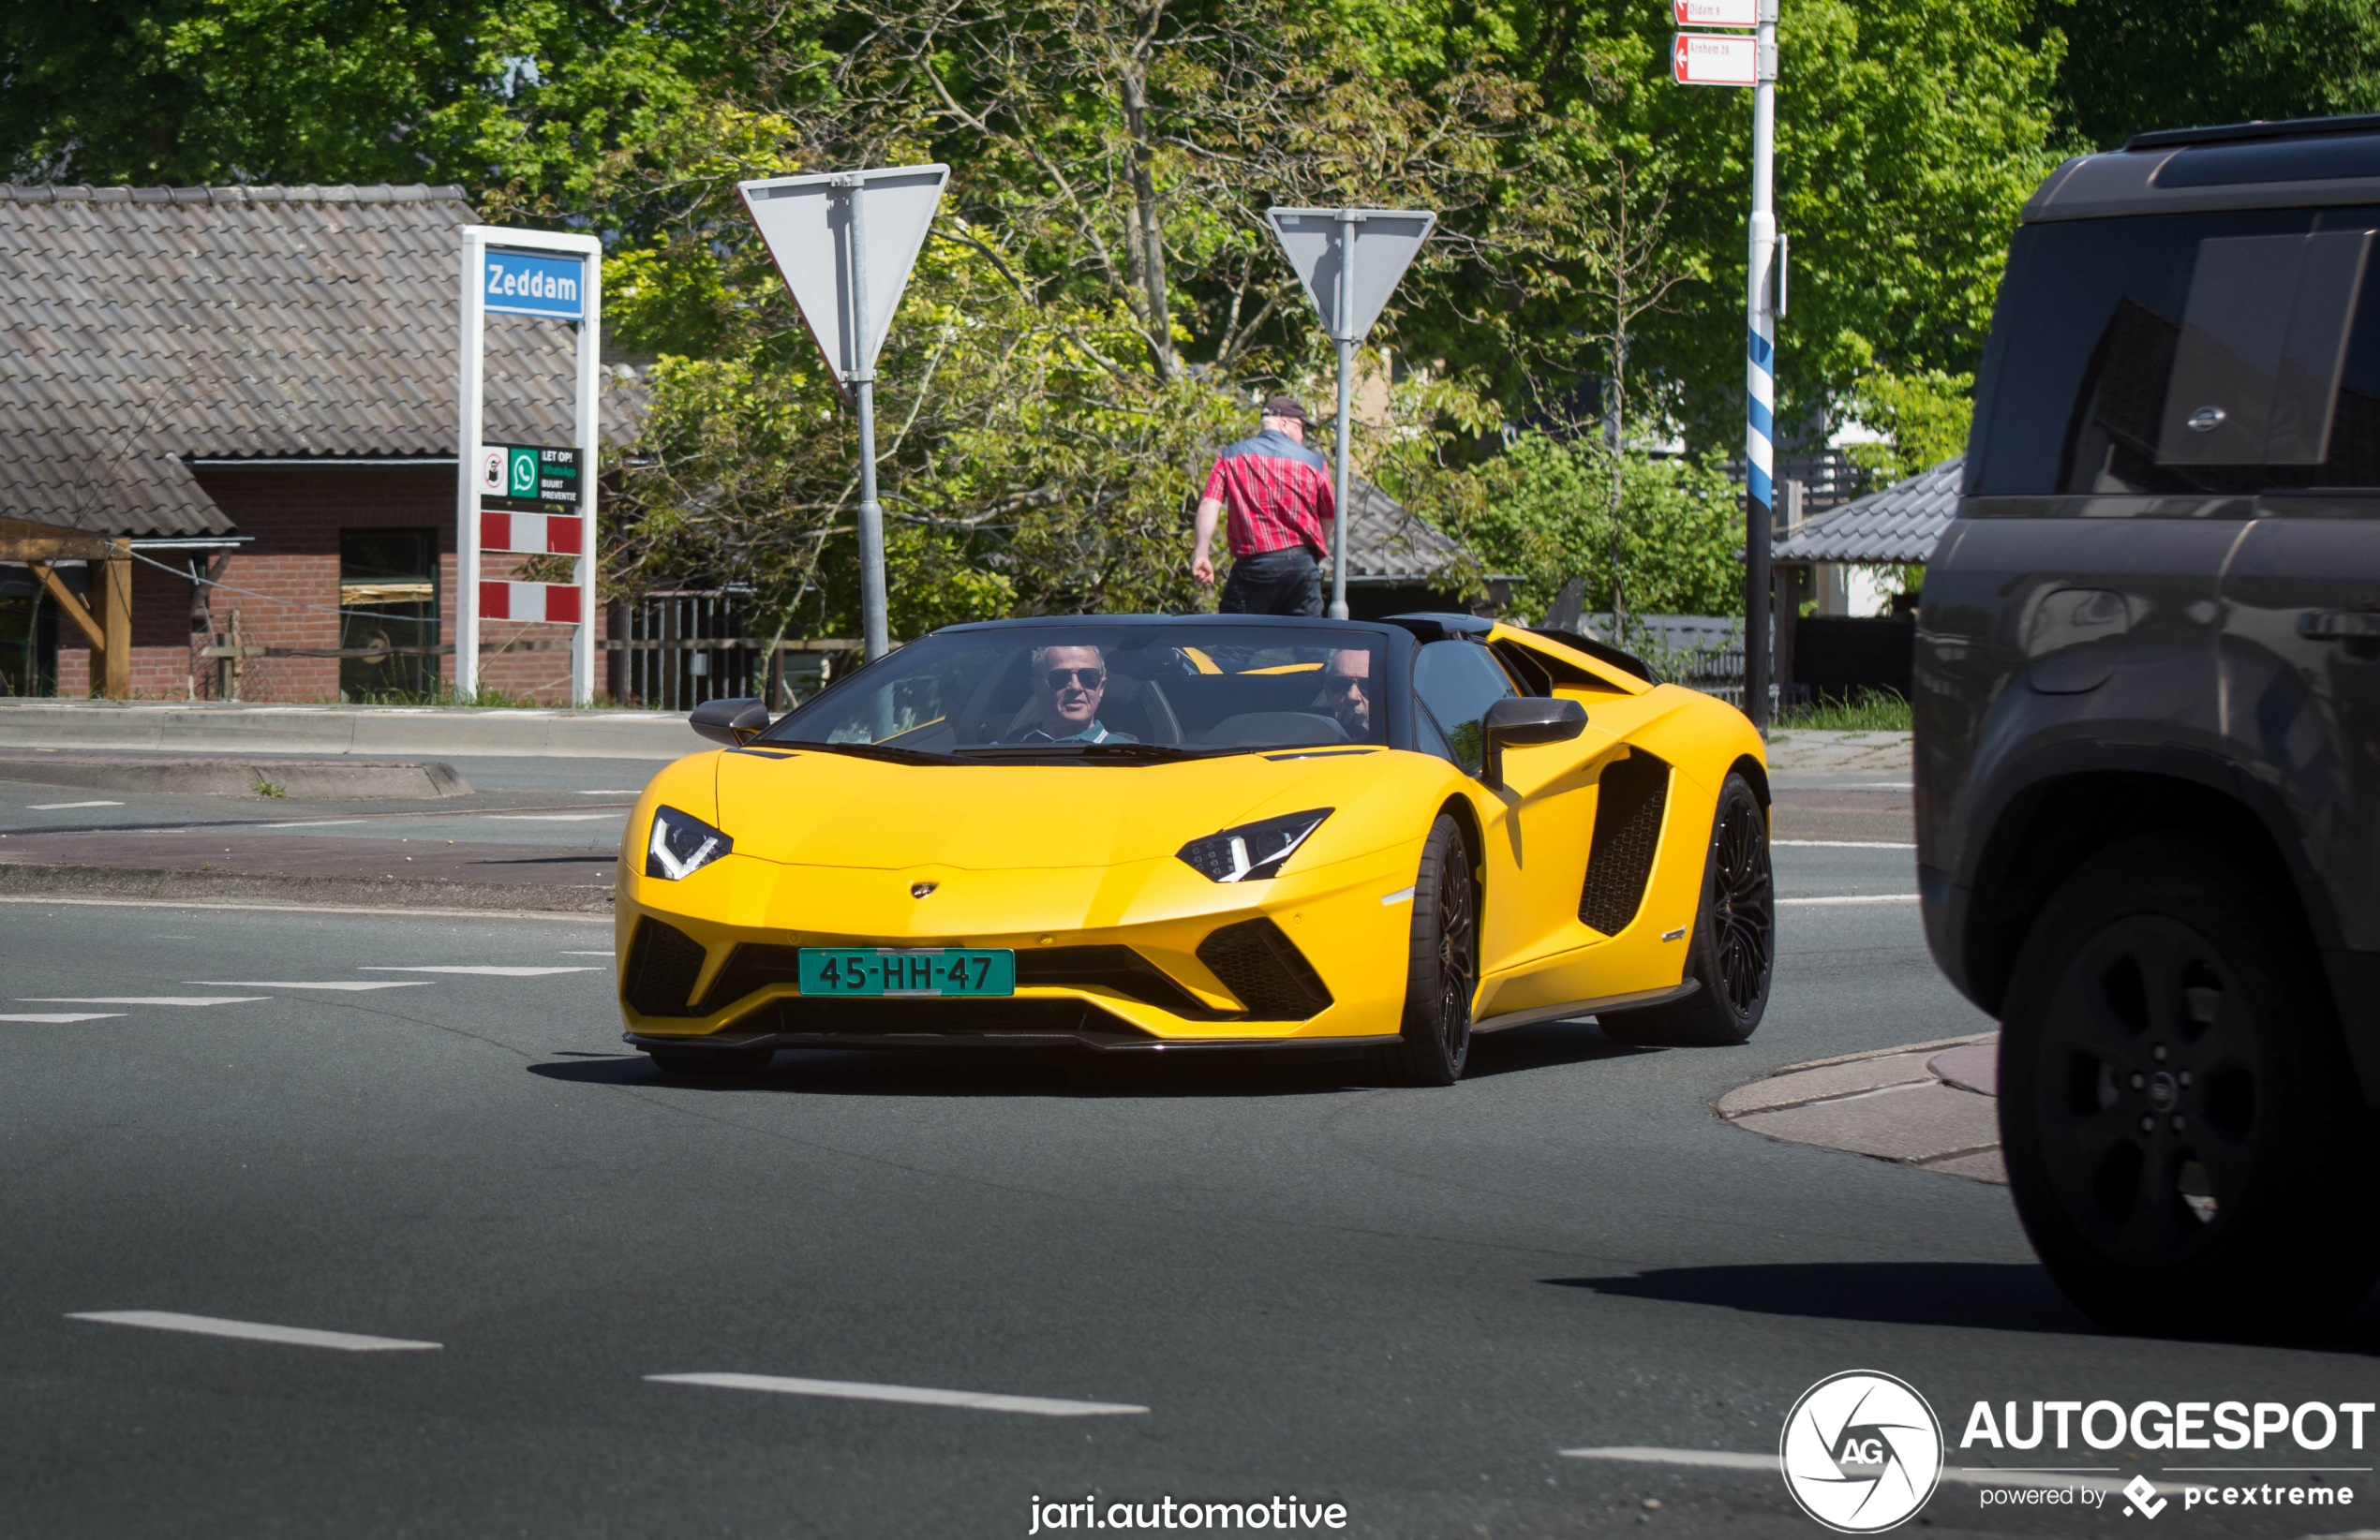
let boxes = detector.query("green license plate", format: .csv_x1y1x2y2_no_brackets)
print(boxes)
797,947,1016,998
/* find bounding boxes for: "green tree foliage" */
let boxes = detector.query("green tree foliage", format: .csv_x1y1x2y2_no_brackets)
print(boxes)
1843,367,1975,483
1329,0,2060,445
1435,432,1747,623
2042,0,2380,150
0,0,761,208
592,0,1557,638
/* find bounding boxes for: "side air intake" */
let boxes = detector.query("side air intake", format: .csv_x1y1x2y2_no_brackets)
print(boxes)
1579,750,1671,935
1195,918,1332,1020
622,917,708,1017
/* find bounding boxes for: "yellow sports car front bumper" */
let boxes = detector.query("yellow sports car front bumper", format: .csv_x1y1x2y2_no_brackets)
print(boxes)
617,835,1429,1052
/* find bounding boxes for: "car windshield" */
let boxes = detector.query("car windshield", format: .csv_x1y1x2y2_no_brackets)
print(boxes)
759,625,1390,760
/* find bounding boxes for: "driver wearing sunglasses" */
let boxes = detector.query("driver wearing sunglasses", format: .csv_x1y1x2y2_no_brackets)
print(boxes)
1012,644,1138,745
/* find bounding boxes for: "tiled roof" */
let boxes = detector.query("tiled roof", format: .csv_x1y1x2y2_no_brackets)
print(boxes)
0,184,636,539
1342,477,1474,583
1771,455,1962,565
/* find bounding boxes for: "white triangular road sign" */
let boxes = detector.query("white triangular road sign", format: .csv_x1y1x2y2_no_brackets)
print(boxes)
1267,207,1436,343
739,165,949,393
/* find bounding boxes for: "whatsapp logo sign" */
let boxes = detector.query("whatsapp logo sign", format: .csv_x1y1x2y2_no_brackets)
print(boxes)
1780,1370,1943,1533
510,448,540,496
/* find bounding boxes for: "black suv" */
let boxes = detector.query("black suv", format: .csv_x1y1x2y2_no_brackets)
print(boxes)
1917,114,2380,1334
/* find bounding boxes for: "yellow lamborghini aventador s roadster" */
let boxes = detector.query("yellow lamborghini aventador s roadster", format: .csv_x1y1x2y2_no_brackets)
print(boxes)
615,613,1772,1084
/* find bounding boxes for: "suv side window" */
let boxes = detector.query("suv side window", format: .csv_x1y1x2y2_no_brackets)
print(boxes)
1413,640,1517,775
1969,206,2380,496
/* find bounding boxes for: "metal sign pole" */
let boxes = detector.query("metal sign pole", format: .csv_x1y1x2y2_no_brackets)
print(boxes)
1742,0,1779,729
572,247,602,705
736,164,945,672
454,230,486,700
1265,205,1435,624
1330,210,1360,621
843,178,889,665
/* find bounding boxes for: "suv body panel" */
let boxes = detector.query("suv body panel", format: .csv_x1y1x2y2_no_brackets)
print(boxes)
1918,115,2380,1103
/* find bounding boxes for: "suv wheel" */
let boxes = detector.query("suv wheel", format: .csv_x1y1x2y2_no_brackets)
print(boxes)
2001,834,2380,1336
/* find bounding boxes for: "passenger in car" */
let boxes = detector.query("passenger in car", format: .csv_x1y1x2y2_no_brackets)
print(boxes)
1012,644,1138,745
1318,647,1373,738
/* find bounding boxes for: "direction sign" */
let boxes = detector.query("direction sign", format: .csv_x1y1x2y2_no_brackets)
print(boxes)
475,444,580,512
1674,0,1759,25
737,165,949,392
482,247,587,319
1266,208,1436,344
1673,32,1760,86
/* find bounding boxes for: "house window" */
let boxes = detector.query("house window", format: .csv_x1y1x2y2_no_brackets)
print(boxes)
340,530,438,701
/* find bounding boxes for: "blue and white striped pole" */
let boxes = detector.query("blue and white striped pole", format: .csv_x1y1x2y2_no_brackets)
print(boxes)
1743,0,1778,729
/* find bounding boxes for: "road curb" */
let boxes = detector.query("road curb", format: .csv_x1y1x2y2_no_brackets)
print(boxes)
1718,1032,2005,1184
0,700,698,761
0,861,613,914
0,752,472,799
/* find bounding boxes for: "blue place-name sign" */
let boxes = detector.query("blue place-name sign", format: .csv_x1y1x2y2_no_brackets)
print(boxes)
483,248,586,319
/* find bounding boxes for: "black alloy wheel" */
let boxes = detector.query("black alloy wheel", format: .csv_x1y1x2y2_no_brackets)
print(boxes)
2001,834,2380,1336
1378,814,1478,1086
1602,771,1774,1046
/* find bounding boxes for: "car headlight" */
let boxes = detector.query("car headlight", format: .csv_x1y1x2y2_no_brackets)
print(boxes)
646,806,734,881
1176,808,1332,883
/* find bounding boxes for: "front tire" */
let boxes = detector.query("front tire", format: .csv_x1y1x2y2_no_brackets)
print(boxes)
1376,815,1479,1087
1600,771,1774,1046
2000,834,2379,1337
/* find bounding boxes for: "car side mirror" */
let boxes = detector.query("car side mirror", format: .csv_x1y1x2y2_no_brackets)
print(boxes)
690,696,770,747
1480,696,1587,788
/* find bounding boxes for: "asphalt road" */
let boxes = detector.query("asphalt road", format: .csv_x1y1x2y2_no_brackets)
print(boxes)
6,846,2377,1537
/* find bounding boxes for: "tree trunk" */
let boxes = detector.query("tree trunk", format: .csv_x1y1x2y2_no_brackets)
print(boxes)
1608,262,1628,644
1118,57,1175,382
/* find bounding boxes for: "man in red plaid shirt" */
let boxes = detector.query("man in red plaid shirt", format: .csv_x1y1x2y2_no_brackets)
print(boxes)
1190,394,1336,615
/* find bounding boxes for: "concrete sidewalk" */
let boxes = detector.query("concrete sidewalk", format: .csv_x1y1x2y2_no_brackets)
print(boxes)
1718,1033,2004,1183
0,699,696,760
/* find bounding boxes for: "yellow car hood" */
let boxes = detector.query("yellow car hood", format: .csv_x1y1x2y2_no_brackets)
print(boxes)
716,747,1346,870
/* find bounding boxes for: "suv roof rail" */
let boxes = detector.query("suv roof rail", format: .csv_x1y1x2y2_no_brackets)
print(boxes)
2126,112,2380,152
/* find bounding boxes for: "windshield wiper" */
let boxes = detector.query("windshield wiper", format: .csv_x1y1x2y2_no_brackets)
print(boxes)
952,743,1218,763
767,739,951,766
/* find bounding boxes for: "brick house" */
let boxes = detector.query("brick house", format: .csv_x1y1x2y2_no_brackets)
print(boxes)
0,184,633,702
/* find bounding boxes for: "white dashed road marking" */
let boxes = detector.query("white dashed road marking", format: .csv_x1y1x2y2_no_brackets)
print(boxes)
558,951,614,957
26,801,124,810
486,813,623,822
362,966,601,977
1772,839,1916,849
21,997,268,1007
260,820,370,828
647,1372,1148,1417
1776,894,1920,907
0,1014,126,1023
68,1310,440,1352
190,980,431,991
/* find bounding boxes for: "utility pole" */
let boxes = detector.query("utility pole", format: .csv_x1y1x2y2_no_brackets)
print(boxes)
1672,0,1779,728
1743,0,1778,730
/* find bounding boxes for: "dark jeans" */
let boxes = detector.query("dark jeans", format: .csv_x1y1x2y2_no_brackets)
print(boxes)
1219,545,1324,616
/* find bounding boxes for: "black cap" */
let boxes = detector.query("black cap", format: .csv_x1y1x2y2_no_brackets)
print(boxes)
1261,393,1310,424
